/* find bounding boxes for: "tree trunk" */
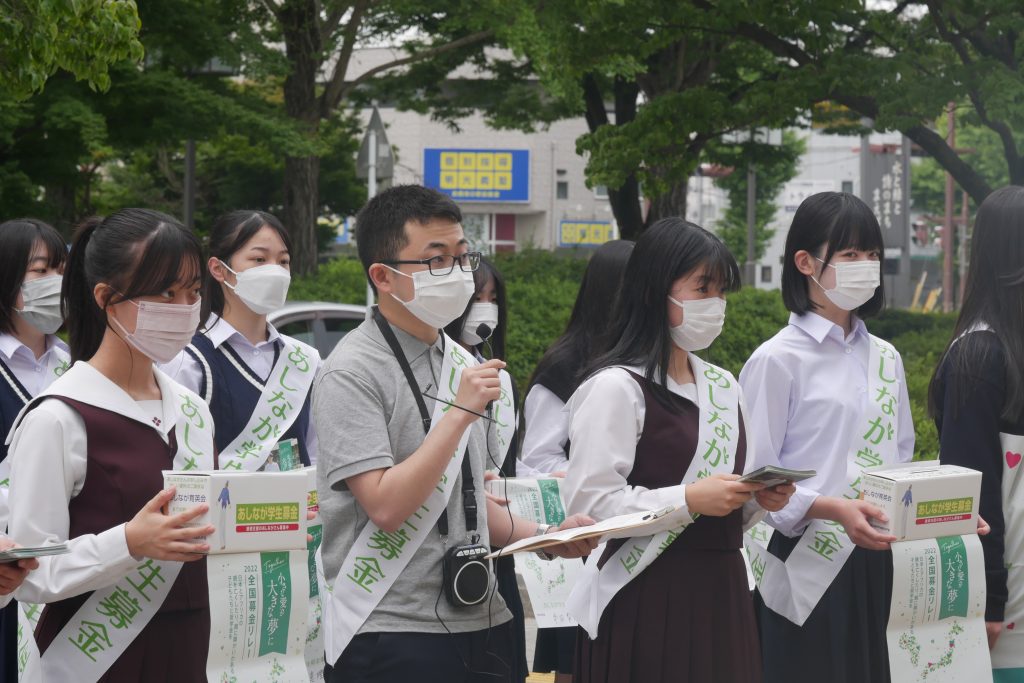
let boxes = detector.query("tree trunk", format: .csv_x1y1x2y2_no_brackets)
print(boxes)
609,172,645,240
581,75,647,239
645,177,689,226
279,0,323,275
284,155,320,272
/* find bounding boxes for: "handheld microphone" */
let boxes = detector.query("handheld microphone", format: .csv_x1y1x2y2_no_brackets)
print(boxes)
475,322,493,344
476,323,496,414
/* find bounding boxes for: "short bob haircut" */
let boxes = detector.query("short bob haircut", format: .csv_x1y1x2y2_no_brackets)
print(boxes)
0,218,68,335
781,191,886,318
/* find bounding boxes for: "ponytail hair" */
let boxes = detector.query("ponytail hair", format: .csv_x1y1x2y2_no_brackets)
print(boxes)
202,210,291,326
63,209,204,362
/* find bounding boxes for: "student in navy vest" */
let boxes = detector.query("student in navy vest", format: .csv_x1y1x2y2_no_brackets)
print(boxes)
519,239,633,683
0,218,65,680
563,219,795,683
5,209,217,680
163,210,321,470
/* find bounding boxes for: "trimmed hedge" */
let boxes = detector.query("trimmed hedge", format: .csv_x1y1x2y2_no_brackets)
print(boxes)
291,252,954,461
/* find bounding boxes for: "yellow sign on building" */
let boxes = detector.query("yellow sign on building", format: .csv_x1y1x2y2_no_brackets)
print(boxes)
559,221,615,246
439,151,515,197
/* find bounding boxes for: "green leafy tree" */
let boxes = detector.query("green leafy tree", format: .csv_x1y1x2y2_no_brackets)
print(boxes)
709,131,805,262
699,0,1024,205
0,0,144,99
485,1,813,238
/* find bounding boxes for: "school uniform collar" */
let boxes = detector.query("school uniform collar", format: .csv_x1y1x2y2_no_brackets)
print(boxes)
0,333,68,365
31,361,180,441
789,311,868,345
202,313,282,351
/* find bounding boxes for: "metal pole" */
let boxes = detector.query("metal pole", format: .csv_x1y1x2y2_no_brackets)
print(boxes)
943,102,955,313
744,163,757,286
184,139,196,231
959,189,969,306
366,128,377,314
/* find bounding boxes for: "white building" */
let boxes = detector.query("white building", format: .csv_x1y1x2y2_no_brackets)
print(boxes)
742,128,904,290
348,48,615,253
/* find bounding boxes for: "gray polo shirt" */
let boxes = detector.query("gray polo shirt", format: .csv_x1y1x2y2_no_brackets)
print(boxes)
313,316,511,635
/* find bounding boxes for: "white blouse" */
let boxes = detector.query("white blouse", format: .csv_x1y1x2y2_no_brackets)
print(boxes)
563,365,762,532
0,333,69,399
739,312,914,537
520,384,571,475
6,362,196,603
161,315,321,462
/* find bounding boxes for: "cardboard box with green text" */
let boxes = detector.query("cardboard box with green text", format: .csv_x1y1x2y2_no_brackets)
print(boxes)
862,462,981,541
163,470,308,553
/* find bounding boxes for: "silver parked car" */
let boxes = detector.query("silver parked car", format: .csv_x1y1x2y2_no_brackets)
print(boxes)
268,301,366,359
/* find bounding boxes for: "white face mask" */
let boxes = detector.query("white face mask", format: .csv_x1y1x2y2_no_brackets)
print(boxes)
461,302,499,346
385,265,475,329
111,298,201,363
220,261,291,315
813,258,880,311
16,274,63,334
668,296,727,351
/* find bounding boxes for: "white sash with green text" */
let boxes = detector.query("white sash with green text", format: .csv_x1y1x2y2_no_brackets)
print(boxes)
566,356,741,639
218,338,319,472
21,388,216,683
322,334,514,664
744,335,902,626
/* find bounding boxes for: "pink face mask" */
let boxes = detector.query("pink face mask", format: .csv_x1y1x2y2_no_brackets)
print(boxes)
110,298,201,363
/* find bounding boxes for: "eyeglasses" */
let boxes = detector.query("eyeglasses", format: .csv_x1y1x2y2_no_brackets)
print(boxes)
383,251,482,276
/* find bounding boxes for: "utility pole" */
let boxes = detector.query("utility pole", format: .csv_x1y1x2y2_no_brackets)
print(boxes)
942,102,955,313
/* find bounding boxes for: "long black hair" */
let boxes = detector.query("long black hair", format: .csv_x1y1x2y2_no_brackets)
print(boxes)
527,239,634,402
928,185,1024,421
586,218,740,411
63,209,204,362
445,258,507,359
781,191,886,317
202,210,291,325
0,218,67,335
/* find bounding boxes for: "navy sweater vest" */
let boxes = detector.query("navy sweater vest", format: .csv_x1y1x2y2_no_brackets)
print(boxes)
187,333,312,466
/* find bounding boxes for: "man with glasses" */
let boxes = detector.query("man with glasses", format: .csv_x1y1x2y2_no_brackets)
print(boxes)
313,185,596,683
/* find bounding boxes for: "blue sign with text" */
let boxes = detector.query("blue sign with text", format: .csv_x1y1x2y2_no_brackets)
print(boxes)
424,149,530,202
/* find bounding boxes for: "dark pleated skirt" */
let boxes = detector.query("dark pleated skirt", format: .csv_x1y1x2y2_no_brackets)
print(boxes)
533,626,576,674
495,555,530,682
0,600,15,682
576,547,761,683
755,531,893,683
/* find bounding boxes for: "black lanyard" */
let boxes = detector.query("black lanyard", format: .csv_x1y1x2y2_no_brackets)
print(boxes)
372,306,477,535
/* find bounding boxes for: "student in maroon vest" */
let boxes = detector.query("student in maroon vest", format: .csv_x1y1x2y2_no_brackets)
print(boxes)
562,219,795,683
5,209,216,680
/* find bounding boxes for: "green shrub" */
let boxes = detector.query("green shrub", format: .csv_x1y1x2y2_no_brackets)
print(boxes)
288,257,367,304
292,254,956,461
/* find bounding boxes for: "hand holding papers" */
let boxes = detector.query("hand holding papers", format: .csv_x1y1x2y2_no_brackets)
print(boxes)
738,465,816,487
487,505,691,559
0,544,68,562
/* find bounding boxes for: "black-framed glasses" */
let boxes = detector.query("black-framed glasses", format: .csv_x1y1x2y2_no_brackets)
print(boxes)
383,251,482,276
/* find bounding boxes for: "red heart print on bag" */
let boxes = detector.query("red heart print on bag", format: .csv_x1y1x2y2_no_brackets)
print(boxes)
1007,451,1022,469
